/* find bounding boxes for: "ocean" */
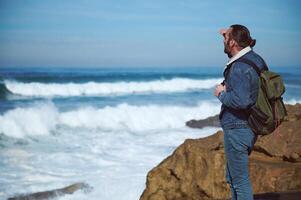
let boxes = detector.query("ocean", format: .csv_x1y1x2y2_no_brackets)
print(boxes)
0,66,300,199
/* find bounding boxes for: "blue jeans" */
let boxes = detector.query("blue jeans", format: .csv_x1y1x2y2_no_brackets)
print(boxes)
223,128,257,200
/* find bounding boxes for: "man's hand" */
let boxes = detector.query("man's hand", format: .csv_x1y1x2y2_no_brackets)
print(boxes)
214,84,226,97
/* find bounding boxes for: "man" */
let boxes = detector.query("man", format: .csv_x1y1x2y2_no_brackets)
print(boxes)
214,24,267,200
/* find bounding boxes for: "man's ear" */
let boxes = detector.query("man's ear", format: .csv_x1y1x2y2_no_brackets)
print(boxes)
229,39,235,47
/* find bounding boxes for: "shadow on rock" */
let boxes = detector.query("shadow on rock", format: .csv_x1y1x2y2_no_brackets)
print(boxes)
253,191,301,200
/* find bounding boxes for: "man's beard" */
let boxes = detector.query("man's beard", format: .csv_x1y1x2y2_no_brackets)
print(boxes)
224,41,232,58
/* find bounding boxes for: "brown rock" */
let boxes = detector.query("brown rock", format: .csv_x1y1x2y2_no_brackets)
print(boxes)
140,104,301,200
254,104,301,162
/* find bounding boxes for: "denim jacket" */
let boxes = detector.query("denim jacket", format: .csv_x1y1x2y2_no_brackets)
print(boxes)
218,50,267,130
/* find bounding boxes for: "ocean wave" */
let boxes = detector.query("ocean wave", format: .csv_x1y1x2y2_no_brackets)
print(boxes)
4,78,223,97
284,99,301,105
0,101,221,138
0,82,12,99
285,83,301,89
0,103,58,138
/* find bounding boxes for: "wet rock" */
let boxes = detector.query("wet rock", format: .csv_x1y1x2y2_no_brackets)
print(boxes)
186,115,220,129
8,182,92,200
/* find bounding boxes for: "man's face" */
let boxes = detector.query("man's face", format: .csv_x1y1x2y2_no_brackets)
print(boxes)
222,28,233,58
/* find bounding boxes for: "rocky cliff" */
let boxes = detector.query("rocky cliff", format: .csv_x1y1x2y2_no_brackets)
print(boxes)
140,104,301,200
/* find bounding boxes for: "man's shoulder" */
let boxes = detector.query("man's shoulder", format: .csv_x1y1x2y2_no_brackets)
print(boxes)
242,50,262,60
240,50,267,70
231,51,263,75
231,61,252,74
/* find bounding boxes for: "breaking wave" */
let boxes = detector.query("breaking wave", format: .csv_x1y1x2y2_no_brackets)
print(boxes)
0,82,12,99
4,78,223,97
0,101,221,138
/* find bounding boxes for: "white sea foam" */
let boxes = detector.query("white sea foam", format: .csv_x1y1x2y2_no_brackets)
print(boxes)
0,103,58,138
0,101,221,138
0,100,221,200
1,126,221,200
4,78,223,97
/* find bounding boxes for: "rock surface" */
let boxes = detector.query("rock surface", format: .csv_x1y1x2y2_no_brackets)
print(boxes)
140,104,301,200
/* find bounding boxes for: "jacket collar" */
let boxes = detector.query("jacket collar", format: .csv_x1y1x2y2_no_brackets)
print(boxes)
226,46,252,66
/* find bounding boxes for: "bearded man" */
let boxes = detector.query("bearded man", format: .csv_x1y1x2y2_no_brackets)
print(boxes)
214,24,267,200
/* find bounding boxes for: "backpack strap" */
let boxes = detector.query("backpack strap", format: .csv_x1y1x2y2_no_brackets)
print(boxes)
222,57,269,85
237,58,269,76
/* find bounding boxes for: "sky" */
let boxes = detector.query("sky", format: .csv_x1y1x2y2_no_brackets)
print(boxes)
0,0,300,68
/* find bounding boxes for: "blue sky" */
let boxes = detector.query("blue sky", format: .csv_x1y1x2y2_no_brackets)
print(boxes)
0,0,300,67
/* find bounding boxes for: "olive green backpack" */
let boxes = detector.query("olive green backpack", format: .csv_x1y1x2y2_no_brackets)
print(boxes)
238,58,287,135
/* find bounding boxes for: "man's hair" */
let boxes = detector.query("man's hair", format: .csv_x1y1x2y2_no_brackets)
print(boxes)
229,24,256,48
